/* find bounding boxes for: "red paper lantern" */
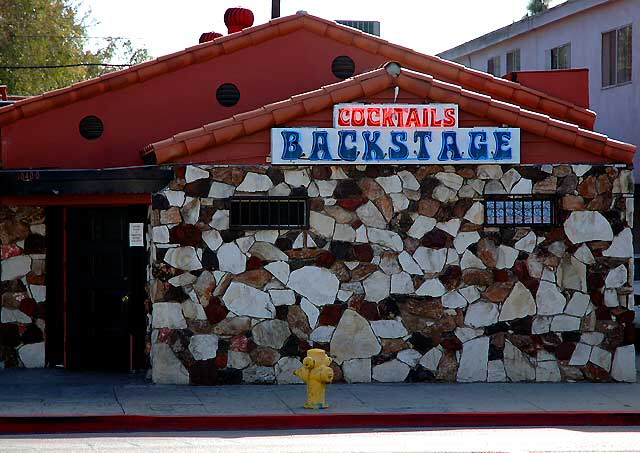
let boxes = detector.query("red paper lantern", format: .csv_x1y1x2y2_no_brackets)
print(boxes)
199,32,223,43
224,7,254,34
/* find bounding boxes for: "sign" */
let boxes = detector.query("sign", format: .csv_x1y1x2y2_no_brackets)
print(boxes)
129,223,144,247
271,127,520,165
333,104,458,128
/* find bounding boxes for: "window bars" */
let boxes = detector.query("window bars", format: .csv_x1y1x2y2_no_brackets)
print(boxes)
229,197,308,230
484,196,558,227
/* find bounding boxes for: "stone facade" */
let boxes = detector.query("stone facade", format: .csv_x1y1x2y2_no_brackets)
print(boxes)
148,163,636,384
0,206,46,369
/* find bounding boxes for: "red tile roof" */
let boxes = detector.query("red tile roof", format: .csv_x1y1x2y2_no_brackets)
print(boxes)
141,64,635,165
0,13,595,130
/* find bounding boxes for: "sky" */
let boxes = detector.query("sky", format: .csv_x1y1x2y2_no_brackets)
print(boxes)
82,0,564,61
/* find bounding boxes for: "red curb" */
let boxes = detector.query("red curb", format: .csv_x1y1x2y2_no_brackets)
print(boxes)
1,412,640,434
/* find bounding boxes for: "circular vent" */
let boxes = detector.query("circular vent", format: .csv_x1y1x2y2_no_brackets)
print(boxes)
331,56,355,79
216,83,240,107
79,115,104,140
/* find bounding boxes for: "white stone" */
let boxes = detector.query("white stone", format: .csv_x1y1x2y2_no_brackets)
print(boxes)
415,278,447,297
465,302,499,328
511,178,532,194
550,315,580,332
417,347,442,372
300,298,319,329
265,261,289,285
581,332,605,346
569,343,592,366
243,366,275,384
375,175,403,193
367,228,403,252
284,170,310,188
151,343,189,384
269,289,296,306
459,286,481,303
209,210,229,230
455,327,483,343
168,272,197,287
253,319,291,348
536,361,561,382
16,342,44,368
165,190,186,207
152,226,170,243
223,282,275,318
397,251,422,275
254,230,278,243
564,292,591,317
363,271,391,302
208,181,235,198
442,291,468,309
185,165,210,183
391,272,414,295
457,336,489,382
189,335,219,361
564,211,613,244
532,316,552,334
536,281,566,315
236,173,273,192
342,358,371,383
236,236,255,254
453,231,480,254
590,347,612,371
0,307,30,324
152,303,187,329
485,180,506,194
572,164,591,177
503,341,535,382
603,228,633,258
330,310,381,363
611,345,636,382
310,326,335,343
398,170,420,190
500,168,521,192
181,198,200,224
372,359,410,382
292,232,317,249
249,242,288,262
316,180,338,197
181,300,207,321
432,185,457,203
464,202,484,225
337,290,352,302
436,219,461,237
269,182,291,196
435,172,463,191
356,201,388,229
574,244,595,265
330,167,349,179
496,245,518,269
217,242,246,274
413,247,447,273
1,255,31,281
408,216,436,239
515,231,536,253
228,351,252,369
371,320,408,338
557,256,587,292
202,229,223,251
288,266,339,306
397,349,422,367
390,193,410,212
355,225,368,243
334,223,356,242
29,285,45,302
487,360,506,382
460,251,486,269
309,211,335,238
500,282,536,321
276,357,304,384
477,165,503,180
605,265,627,288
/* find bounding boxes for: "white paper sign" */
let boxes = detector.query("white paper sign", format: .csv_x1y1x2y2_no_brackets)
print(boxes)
129,223,144,247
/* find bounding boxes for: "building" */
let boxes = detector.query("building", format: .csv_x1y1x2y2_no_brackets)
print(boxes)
0,11,636,385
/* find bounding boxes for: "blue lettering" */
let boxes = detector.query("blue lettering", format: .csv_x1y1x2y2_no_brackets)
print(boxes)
413,131,432,160
468,131,488,160
438,131,462,161
362,131,385,161
493,131,513,160
388,131,409,160
309,131,333,161
337,130,358,161
280,130,303,160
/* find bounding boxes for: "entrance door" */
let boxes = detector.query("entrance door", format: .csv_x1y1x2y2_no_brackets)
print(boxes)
66,206,147,372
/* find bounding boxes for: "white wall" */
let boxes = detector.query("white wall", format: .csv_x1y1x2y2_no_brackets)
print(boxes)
451,0,640,176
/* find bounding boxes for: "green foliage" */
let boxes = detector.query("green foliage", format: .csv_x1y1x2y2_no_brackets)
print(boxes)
526,0,551,16
0,0,150,95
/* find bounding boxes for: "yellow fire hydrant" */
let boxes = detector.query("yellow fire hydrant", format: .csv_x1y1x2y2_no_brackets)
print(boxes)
294,348,334,409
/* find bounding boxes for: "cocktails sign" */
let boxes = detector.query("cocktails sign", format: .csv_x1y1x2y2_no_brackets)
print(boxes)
270,103,519,165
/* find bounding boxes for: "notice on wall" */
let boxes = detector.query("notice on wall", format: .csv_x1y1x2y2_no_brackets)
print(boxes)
129,223,144,247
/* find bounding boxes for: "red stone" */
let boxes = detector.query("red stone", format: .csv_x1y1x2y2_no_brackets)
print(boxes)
318,304,345,326
555,342,576,361
462,269,494,287
336,197,368,211
19,298,38,318
439,266,461,291
595,306,611,320
157,327,172,343
214,353,227,368
492,269,511,283
1,244,22,260
204,297,229,324
230,335,250,352
314,251,336,268
353,243,374,262
169,224,202,246
311,166,331,180
583,362,610,382
246,256,262,271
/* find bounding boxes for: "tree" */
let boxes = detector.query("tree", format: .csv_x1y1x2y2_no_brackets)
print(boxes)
526,0,551,16
0,0,150,95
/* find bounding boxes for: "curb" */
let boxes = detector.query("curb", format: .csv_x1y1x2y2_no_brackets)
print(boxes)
2,412,640,434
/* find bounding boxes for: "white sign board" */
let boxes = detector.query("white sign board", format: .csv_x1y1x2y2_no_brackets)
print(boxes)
129,223,144,247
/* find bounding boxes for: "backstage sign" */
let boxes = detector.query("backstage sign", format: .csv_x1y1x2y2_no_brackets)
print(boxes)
270,103,520,165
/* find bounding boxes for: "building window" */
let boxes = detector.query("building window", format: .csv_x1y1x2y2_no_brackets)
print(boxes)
549,43,571,69
484,196,557,226
506,49,521,73
230,197,308,229
602,25,632,87
487,56,501,76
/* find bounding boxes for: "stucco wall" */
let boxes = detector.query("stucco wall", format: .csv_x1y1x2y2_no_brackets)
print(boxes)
148,163,635,385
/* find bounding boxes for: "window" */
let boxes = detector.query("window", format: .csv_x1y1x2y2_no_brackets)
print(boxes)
484,196,557,226
487,56,501,76
506,49,521,73
230,197,308,229
602,25,632,87
549,43,571,69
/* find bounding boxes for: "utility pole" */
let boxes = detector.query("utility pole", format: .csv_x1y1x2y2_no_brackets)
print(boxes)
272,0,280,19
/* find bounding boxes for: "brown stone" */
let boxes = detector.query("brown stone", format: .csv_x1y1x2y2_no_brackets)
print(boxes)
336,197,368,211
0,219,30,245
357,302,380,321
562,195,585,210
233,269,272,289
1,292,21,309
557,174,578,194
436,351,458,382
286,249,325,260
330,261,351,283
374,195,394,221
491,332,506,349
318,305,345,326
204,297,229,324
533,177,557,194
209,167,234,185
578,176,597,198
559,364,584,381
476,238,498,268
421,229,450,248
358,178,385,200
453,199,474,218
160,207,182,224
314,251,336,269
582,362,610,382
415,166,444,181
508,334,537,356
246,256,262,271
403,237,421,255
18,298,38,318
250,347,280,366
311,166,332,181
587,195,612,211
183,179,211,198
436,315,457,333
399,298,444,319
309,198,325,212
462,269,494,287
555,342,576,361
492,269,511,283
334,180,362,198
169,224,202,246
15,207,45,225
25,272,45,285
381,338,408,355
553,165,572,177
439,266,462,291
325,205,356,224
287,305,311,340
0,323,21,348
330,361,344,382
456,168,476,179
482,283,513,303
596,174,612,194
350,263,378,281
418,198,440,217
353,243,374,262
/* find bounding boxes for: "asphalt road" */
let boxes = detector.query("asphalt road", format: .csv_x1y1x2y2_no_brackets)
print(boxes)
1,427,640,452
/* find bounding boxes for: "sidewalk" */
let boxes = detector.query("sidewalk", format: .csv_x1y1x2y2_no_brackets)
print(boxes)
2,368,640,433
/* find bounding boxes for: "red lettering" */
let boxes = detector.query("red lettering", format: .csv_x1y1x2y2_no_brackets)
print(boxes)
352,108,365,126
430,109,442,127
338,109,351,126
421,108,429,127
406,108,421,128
382,108,395,127
442,108,456,127
394,108,405,127
367,108,381,126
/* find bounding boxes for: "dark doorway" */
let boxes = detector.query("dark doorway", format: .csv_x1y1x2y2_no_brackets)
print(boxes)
66,206,147,372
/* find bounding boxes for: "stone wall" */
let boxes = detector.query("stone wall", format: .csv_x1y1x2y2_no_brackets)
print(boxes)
148,163,635,384
0,206,46,369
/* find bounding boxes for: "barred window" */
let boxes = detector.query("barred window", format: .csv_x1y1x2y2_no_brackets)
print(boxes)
230,197,308,230
484,196,557,226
